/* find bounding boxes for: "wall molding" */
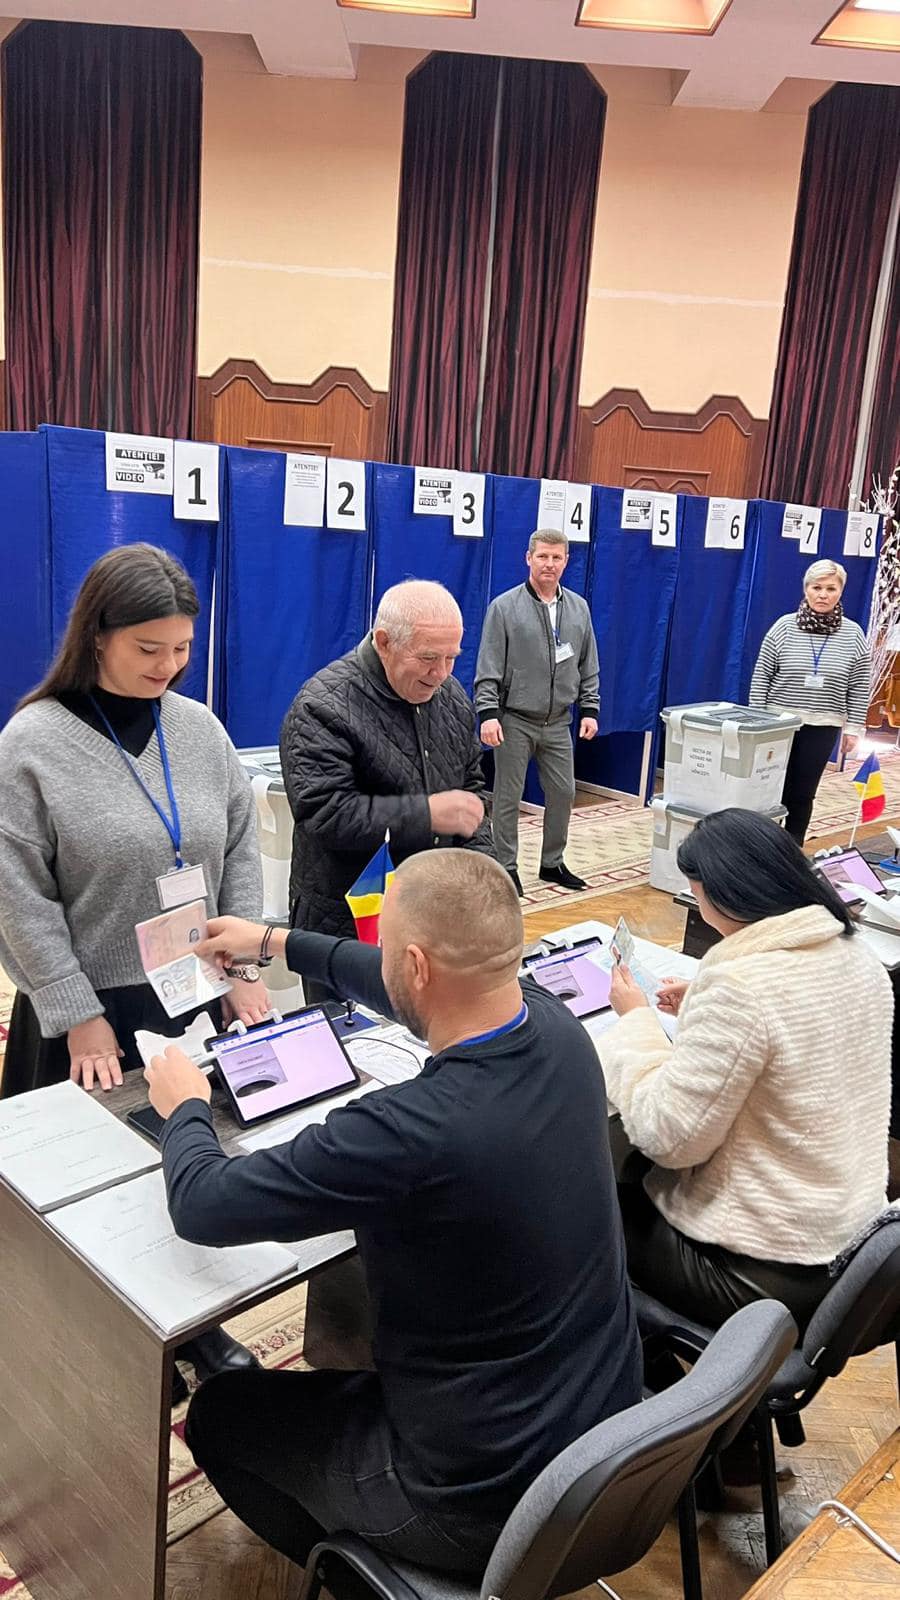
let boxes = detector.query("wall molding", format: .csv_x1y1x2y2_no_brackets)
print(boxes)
195,359,388,458
577,387,768,498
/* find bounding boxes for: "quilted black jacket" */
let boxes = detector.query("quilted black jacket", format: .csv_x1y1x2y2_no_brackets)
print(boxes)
279,637,494,936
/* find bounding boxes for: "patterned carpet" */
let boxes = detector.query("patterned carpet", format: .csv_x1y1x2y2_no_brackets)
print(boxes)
3,757,900,1592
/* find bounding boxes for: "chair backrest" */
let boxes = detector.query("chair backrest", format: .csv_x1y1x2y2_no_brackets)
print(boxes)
803,1225,900,1379
480,1300,796,1600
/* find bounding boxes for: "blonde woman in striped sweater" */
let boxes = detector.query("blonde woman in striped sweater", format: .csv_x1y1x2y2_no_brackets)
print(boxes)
749,559,870,843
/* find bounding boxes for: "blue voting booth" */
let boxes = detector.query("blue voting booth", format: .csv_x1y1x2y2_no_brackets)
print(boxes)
0,425,883,812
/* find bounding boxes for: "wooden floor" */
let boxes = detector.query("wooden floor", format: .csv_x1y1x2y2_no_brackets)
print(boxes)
166,819,900,1600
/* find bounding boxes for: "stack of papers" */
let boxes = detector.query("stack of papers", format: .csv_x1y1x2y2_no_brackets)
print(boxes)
49,1168,298,1335
0,1080,161,1213
344,1023,430,1085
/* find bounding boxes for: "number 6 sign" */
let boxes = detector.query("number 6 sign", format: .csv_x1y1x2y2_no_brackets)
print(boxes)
173,441,220,522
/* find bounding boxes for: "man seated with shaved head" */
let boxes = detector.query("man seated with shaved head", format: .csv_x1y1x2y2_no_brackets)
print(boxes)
146,850,641,1577
280,580,493,955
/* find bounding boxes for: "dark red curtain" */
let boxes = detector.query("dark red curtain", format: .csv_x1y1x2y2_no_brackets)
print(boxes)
386,54,501,471
761,83,900,507
477,61,605,480
2,21,201,436
108,29,202,437
2,22,108,430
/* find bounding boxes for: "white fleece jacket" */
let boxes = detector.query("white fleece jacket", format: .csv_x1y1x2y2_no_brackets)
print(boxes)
600,906,893,1265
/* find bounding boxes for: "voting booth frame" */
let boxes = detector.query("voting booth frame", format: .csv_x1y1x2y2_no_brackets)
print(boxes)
0,424,882,803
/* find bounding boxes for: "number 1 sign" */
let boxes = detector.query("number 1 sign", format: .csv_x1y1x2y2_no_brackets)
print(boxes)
173,441,220,522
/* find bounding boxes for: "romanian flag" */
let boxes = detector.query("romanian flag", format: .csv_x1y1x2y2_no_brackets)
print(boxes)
345,839,396,944
853,752,886,823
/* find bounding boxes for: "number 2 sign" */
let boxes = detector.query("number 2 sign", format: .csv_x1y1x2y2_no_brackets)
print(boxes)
326,459,367,532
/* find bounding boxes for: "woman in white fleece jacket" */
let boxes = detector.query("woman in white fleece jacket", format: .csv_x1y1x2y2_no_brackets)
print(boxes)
601,808,892,1333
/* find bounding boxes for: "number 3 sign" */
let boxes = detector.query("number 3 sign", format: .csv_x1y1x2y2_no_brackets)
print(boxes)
173,441,220,522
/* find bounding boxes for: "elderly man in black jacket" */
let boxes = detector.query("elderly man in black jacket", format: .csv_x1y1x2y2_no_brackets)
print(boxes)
280,580,493,941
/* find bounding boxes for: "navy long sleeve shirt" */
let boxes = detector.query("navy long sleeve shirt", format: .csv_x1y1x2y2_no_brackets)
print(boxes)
160,931,642,1520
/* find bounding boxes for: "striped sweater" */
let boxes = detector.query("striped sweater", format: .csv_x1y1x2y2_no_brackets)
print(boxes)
749,614,870,730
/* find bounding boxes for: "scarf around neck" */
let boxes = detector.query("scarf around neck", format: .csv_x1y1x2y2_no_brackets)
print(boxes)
797,597,843,636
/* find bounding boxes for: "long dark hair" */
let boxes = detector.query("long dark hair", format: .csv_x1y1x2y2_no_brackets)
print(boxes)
19,544,200,708
676,808,855,936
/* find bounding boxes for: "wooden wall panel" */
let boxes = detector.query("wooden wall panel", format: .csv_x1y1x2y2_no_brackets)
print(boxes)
576,389,767,498
195,360,387,460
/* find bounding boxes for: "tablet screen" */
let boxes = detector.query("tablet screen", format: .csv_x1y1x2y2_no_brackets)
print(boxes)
815,850,885,904
524,939,611,1018
208,1009,359,1125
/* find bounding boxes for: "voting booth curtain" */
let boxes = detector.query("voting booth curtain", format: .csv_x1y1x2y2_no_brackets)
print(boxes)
0,427,884,811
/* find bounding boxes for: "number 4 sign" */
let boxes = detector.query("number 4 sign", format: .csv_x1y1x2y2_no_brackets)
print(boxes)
173,441,220,521
563,483,591,543
326,459,367,532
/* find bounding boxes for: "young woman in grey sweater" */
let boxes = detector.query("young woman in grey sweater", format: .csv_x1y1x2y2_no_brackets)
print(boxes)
0,543,267,1386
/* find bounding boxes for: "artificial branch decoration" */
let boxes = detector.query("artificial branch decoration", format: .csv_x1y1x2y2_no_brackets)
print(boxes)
861,464,900,721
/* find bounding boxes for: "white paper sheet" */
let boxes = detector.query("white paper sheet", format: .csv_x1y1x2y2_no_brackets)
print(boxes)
173,440,220,521
238,1082,382,1152
0,1081,161,1213
105,432,173,495
326,458,367,531
452,472,485,538
537,479,567,532
284,453,326,528
705,497,747,551
50,1169,297,1334
781,503,821,554
844,511,879,559
344,1024,430,1085
414,467,455,516
621,490,653,532
563,482,591,543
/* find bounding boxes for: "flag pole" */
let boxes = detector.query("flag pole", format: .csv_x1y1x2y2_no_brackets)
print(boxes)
848,785,864,848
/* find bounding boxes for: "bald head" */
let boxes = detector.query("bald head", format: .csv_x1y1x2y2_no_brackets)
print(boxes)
383,850,523,987
373,580,463,704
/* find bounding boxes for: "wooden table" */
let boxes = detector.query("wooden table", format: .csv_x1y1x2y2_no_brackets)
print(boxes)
744,1429,900,1598
0,1071,359,1600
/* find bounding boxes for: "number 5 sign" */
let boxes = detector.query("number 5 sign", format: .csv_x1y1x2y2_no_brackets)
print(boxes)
326,458,367,532
173,441,220,522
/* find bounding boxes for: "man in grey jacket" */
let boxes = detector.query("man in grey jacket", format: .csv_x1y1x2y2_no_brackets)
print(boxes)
474,530,599,895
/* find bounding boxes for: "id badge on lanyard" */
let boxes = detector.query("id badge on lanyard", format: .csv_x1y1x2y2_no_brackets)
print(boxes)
156,863,209,910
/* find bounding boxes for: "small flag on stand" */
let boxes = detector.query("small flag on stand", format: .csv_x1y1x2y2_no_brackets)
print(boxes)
345,836,396,944
853,752,886,823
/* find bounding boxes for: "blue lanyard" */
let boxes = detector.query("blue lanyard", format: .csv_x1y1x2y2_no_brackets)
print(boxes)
90,698,183,867
458,1003,528,1050
809,638,829,674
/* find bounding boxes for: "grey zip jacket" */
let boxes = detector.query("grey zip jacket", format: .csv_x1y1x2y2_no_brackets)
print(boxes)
474,582,600,724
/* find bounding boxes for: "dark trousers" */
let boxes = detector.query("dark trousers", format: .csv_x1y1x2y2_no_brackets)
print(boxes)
618,1174,830,1337
185,1367,501,1575
780,723,839,844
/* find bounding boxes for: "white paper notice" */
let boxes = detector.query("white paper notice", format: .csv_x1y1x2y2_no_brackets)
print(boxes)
50,1170,297,1335
0,1081,161,1213
105,433,173,495
414,467,455,517
564,482,591,543
345,1022,430,1086
845,512,879,559
621,490,653,532
173,440,220,522
453,472,485,538
782,504,821,554
537,479,567,533
326,458,367,531
651,493,678,549
705,498,747,551
283,454,326,528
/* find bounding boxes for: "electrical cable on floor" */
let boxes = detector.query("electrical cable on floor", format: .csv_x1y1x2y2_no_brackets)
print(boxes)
595,1580,624,1600
811,1499,900,1564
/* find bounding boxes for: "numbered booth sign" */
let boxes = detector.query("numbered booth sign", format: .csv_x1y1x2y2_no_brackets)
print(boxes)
371,464,491,696
327,459,367,531
174,441,220,521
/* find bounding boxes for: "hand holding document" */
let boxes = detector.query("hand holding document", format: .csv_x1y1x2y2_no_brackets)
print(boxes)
606,918,660,1000
135,901,231,1019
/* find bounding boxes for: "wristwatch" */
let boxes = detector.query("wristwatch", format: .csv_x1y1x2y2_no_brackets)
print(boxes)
223,963,262,983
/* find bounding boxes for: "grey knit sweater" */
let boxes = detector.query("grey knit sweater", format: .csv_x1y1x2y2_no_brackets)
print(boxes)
0,693,263,1038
